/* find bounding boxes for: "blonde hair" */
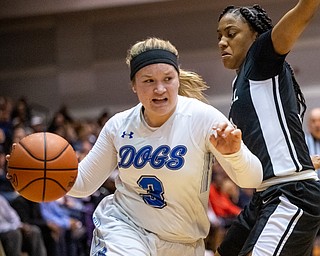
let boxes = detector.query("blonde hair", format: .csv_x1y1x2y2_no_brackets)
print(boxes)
126,37,209,103
178,69,208,103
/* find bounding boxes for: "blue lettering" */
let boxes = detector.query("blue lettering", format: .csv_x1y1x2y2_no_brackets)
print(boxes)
118,144,187,170
150,145,170,168
118,146,136,168
133,146,152,168
167,145,187,169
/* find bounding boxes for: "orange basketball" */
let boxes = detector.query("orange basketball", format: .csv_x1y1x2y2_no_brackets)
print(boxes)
7,132,78,202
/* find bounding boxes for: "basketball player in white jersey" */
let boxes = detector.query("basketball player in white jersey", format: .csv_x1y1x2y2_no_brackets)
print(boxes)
67,37,263,255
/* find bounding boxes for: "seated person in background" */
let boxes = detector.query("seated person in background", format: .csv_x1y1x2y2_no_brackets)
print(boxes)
209,161,242,227
305,108,320,175
0,194,47,256
205,161,246,253
0,193,22,256
10,195,58,256
40,199,87,256
0,145,17,202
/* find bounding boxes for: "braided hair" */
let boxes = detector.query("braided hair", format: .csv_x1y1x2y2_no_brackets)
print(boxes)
219,5,307,120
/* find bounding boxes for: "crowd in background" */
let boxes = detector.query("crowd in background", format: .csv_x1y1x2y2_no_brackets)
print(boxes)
0,95,114,256
1,95,319,255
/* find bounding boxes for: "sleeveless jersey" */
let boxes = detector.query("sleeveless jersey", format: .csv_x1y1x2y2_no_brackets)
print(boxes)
229,30,316,190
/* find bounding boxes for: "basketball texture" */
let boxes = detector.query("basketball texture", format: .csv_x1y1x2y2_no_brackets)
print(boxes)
7,132,78,202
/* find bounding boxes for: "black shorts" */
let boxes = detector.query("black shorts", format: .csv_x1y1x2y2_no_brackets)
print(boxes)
217,180,320,256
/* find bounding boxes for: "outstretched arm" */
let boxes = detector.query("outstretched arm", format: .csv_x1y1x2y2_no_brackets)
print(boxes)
272,0,320,55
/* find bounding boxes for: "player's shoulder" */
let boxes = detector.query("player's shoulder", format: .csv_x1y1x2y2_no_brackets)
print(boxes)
177,96,230,127
178,95,210,108
103,104,141,130
177,96,217,116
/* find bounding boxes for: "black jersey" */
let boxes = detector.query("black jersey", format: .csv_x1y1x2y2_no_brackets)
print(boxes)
229,30,314,185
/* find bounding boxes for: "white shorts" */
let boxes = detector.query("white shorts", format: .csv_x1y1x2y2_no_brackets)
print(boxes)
90,195,205,256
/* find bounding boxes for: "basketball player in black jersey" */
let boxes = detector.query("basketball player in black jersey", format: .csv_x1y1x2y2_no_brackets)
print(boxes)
215,1,320,255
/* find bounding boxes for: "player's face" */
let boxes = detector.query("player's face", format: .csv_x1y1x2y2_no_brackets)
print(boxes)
217,13,258,71
133,63,179,127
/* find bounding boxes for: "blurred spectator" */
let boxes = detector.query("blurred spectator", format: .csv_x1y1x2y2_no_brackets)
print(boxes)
40,199,87,256
0,129,5,149
77,139,93,161
48,111,67,136
0,193,22,256
205,160,250,253
305,107,320,252
11,97,32,130
12,126,28,143
0,194,47,256
72,121,94,153
58,105,74,124
97,110,109,128
10,195,59,256
0,96,13,154
305,107,320,176
48,105,74,138
0,144,17,202
1,98,121,256
1,126,30,202
209,161,241,226
31,115,46,132
237,187,254,209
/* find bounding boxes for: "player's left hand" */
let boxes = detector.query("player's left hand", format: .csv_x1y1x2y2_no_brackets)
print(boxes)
210,122,241,155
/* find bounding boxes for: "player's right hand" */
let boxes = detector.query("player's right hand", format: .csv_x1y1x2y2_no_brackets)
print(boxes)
209,122,242,155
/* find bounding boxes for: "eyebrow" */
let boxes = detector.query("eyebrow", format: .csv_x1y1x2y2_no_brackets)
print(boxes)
217,24,237,33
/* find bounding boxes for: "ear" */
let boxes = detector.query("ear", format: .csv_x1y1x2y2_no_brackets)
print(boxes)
132,86,137,93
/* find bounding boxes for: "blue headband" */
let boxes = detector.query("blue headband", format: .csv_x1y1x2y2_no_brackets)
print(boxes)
130,49,179,80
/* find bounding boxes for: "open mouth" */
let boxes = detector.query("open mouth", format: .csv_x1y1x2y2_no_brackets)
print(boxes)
152,98,168,103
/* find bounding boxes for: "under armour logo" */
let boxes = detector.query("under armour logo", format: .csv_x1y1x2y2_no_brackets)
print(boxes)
121,131,134,139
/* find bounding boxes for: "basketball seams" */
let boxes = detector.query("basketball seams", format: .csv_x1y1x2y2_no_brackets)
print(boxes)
43,132,47,202
7,143,76,169
7,132,78,202
18,139,70,162
7,166,78,171
18,178,68,194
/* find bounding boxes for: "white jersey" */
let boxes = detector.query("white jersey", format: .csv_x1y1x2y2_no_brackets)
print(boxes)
68,95,262,243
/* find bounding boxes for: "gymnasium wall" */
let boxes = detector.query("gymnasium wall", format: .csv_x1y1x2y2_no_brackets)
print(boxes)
1,0,319,120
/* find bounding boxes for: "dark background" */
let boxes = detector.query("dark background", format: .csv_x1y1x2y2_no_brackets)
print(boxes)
1,0,319,121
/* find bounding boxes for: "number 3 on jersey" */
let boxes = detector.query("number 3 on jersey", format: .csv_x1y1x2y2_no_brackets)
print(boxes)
137,175,167,209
